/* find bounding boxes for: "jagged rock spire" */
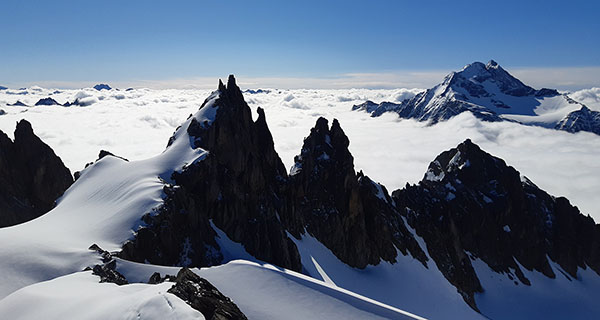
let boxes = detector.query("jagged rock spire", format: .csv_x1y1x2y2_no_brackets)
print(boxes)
0,120,73,227
288,117,427,268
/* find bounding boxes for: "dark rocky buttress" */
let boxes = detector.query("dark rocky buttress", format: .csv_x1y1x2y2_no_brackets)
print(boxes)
0,120,73,227
120,76,427,273
392,139,600,310
286,117,427,268
120,76,302,271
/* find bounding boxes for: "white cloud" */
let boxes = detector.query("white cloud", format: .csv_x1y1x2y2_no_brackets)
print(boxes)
1,86,599,221
569,87,600,110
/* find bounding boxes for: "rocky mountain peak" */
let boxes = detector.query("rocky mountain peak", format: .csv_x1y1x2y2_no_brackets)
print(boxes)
455,60,534,97
291,117,353,178
486,59,499,69
14,119,35,140
122,75,299,271
288,117,427,268
394,138,600,311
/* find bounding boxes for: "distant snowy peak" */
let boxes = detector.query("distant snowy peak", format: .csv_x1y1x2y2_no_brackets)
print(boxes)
452,60,537,97
353,60,599,135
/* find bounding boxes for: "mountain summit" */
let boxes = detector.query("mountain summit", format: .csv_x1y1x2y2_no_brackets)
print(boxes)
353,60,596,134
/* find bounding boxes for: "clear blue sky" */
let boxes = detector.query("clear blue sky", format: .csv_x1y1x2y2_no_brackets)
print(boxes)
1,0,599,88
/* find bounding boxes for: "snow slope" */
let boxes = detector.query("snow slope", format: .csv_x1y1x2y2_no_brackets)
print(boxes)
0,272,204,320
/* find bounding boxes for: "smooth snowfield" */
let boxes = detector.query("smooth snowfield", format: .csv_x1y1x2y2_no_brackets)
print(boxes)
1,86,599,219
473,257,600,320
0,272,204,320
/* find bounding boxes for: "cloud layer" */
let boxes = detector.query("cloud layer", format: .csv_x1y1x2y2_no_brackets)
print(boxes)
1,85,599,220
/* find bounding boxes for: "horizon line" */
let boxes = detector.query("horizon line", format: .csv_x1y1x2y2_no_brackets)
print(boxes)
2,66,600,91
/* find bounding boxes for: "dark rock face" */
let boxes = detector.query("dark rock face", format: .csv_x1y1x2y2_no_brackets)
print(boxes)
93,84,112,91
286,117,427,268
0,86,7,90
392,139,600,310
168,268,247,320
0,120,73,227
34,97,60,106
120,76,426,273
121,76,302,271
556,106,600,135
0,109,5,115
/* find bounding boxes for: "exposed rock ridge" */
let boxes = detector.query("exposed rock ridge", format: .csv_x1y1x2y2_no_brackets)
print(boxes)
392,139,600,310
0,120,73,227
121,75,301,271
167,268,248,320
556,105,600,135
286,117,427,268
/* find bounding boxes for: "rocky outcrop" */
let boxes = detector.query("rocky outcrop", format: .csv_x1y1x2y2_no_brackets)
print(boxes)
556,106,600,135
88,245,246,319
392,139,600,310
167,268,248,320
0,120,73,227
86,244,129,285
286,117,427,268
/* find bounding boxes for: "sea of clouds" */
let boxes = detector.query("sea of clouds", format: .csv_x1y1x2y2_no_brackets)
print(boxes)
1,85,599,220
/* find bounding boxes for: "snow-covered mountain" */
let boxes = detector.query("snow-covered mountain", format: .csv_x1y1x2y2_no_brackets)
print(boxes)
1,76,599,319
353,60,598,135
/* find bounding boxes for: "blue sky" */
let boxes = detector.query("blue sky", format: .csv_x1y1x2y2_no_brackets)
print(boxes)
1,0,599,89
